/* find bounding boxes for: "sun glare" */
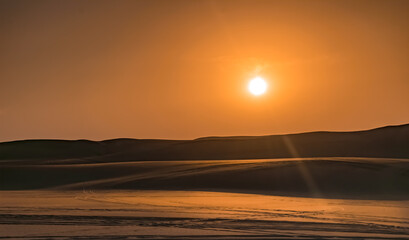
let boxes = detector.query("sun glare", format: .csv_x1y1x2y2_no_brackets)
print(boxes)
248,77,267,96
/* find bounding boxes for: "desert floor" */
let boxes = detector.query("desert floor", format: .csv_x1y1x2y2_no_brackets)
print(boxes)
1,190,409,239
1,157,409,239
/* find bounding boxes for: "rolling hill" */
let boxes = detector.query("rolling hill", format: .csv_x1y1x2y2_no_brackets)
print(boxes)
0,123,408,163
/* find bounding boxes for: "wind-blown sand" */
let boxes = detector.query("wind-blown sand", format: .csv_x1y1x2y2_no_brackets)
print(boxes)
1,190,409,239
1,158,408,199
1,158,409,238
1,124,409,238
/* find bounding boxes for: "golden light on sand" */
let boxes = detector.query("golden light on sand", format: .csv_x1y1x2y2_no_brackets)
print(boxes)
248,77,268,96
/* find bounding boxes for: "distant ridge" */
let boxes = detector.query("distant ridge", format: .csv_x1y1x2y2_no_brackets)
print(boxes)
194,123,409,140
1,123,408,162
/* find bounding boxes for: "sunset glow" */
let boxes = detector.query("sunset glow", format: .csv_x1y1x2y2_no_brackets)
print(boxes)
0,0,408,140
1,1,409,239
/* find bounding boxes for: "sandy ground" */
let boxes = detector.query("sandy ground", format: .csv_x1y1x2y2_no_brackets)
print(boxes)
1,190,409,239
1,157,409,238
2,158,409,200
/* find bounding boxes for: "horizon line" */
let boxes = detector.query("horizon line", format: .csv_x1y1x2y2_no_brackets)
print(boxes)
1,122,408,144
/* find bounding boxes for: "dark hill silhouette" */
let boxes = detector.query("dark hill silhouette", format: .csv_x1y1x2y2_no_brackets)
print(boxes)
1,124,408,198
1,123,408,163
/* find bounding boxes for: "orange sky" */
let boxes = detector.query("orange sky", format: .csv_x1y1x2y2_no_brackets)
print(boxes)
1,0,408,141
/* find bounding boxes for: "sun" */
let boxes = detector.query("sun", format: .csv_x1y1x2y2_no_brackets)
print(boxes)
248,77,267,96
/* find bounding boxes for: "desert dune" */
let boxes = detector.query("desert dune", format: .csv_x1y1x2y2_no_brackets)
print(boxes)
1,123,408,163
1,124,409,238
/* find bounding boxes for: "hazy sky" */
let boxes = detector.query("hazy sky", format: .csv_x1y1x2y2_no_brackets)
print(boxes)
1,0,408,141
